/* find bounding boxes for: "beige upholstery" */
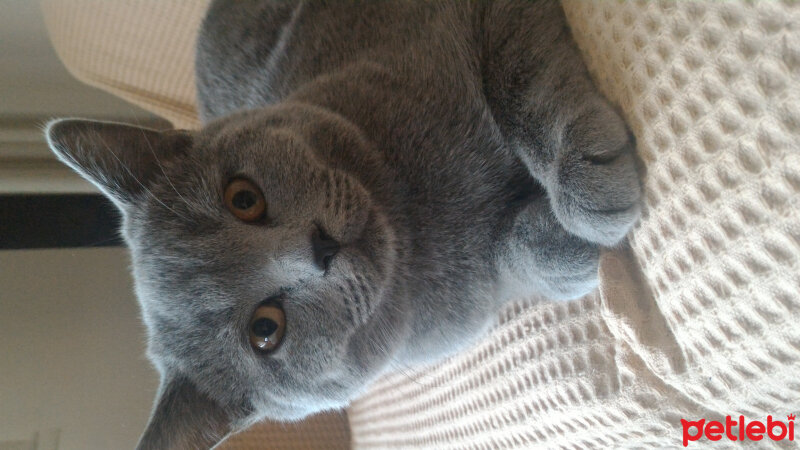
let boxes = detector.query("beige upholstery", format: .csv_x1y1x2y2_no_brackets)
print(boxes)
219,411,350,450
40,0,800,448
41,0,206,129
564,0,800,420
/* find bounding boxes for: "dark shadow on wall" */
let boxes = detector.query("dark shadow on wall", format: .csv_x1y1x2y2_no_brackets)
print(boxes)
0,194,122,249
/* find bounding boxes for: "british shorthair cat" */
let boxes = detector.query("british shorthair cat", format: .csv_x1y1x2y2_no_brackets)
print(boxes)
46,1,641,448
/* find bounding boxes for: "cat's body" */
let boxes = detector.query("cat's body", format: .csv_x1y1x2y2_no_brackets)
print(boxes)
46,1,641,448
196,0,636,364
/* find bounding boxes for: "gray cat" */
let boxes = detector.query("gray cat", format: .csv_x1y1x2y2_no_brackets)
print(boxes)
45,1,641,448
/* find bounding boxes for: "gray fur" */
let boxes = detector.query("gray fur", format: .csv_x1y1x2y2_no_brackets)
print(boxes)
46,1,641,447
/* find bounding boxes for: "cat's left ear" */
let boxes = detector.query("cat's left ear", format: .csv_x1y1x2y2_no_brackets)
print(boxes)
137,374,238,450
45,119,192,208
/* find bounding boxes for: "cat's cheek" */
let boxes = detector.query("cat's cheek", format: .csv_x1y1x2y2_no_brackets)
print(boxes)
293,337,341,374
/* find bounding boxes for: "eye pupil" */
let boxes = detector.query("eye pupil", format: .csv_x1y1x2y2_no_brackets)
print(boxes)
232,190,257,210
224,178,266,222
251,317,278,338
248,301,285,353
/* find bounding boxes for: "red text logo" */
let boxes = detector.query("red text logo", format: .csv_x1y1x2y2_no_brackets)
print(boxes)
681,414,795,446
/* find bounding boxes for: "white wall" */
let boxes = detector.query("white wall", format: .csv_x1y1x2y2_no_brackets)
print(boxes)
0,248,158,450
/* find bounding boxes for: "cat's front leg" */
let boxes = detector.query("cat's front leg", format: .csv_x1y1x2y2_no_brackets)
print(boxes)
531,96,642,247
499,195,601,301
502,83,642,247
483,1,642,246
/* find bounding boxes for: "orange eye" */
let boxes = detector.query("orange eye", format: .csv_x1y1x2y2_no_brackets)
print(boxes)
248,303,286,352
224,178,266,222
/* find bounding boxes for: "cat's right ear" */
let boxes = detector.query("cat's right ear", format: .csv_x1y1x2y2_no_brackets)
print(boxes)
45,119,192,208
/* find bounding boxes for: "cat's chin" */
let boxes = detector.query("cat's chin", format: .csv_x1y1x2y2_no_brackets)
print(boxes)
248,391,352,424
249,406,319,424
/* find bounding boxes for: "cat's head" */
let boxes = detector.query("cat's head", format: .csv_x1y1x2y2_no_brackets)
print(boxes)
46,112,407,448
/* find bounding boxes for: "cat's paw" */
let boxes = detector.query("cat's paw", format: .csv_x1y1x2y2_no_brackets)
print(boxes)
548,108,642,246
537,241,600,300
506,198,601,301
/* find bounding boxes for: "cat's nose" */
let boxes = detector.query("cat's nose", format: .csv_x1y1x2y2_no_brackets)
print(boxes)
311,226,340,272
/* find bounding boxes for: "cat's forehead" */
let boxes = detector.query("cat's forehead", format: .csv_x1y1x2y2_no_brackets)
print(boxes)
198,111,298,154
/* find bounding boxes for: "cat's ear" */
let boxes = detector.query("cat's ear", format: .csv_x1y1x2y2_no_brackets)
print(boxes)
137,375,235,450
45,119,192,208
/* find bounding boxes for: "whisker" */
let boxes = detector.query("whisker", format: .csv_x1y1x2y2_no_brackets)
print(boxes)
138,126,194,214
387,356,424,387
370,309,426,388
82,235,124,248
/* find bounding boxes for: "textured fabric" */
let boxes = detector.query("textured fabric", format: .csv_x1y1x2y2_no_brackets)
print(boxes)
348,252,713,449
39,0,800,448
562,0,800,419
